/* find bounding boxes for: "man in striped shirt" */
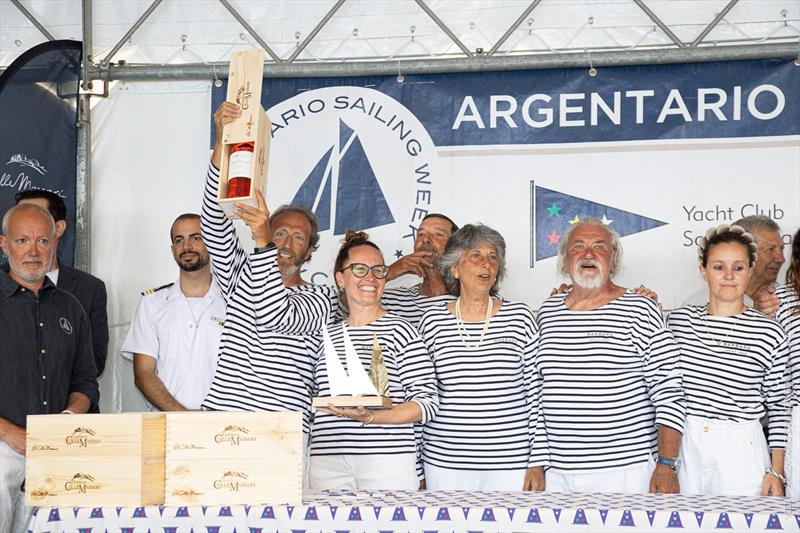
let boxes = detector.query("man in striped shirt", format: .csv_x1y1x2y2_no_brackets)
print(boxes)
533,218,686,494
381,213,458,326
200,103,335,442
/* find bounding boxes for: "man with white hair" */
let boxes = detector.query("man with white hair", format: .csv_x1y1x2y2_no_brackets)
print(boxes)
530,218,685,493
0,204,98,531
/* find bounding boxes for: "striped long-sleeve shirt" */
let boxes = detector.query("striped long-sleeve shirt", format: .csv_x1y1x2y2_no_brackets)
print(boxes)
533,290,685,472
221,201,439,457
775,284,800,408
310,316,438,456
199,164,337,435
668,305,790,448
418,301,541,471
381,285,455,327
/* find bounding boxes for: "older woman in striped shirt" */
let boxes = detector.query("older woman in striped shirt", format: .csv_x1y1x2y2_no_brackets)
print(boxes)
418,224,543,491
668,224,790,496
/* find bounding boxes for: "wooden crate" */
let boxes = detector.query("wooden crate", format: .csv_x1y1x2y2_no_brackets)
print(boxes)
165,411,302,506
25,413,165,507
217,48,272,219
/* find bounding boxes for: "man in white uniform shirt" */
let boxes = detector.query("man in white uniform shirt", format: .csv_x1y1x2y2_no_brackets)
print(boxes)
121,214,225,410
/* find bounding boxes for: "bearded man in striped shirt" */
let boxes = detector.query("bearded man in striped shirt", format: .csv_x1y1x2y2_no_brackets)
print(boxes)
532,218,686,494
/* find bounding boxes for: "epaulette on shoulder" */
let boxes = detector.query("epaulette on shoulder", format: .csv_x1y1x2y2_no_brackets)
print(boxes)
141,282,174,296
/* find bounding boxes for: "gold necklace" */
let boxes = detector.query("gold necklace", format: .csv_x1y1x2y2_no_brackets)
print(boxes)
455,296,492,350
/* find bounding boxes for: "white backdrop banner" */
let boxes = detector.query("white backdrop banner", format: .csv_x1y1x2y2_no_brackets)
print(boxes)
211,59,800,310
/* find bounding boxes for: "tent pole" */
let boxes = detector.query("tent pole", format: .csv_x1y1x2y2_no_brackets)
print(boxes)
86,43,799,81
75,0,93,272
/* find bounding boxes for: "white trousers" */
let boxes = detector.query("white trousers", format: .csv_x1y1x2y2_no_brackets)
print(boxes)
309,453,417,491
0,441,30,533
424,463,526,491
679,415,769,496
546,460,653,494
787,406,799,496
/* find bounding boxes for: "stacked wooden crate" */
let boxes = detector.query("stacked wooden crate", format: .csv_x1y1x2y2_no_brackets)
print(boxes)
165,411,302,506
25,413,165,507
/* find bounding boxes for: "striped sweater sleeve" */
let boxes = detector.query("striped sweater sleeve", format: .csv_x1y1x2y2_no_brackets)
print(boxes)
394,320,439,424
638,299,686,434
246,245,336,334
764,333,791,449
523,318,545,468
201,163,248,299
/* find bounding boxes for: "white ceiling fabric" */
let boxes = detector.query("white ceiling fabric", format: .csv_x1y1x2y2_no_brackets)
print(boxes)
2,0,798,68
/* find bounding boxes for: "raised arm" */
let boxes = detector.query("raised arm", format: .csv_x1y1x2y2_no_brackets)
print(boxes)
201,102,248,298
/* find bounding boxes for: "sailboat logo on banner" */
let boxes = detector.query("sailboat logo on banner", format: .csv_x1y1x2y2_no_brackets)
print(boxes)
291,118,395,235
530,182,667,267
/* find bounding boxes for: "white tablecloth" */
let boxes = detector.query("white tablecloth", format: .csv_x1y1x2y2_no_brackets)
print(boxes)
28,490,800,532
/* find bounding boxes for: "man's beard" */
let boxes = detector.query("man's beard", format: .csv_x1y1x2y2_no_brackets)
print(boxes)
178,253,209,272
571,260,606,289
277,246,308,278
10,256,48,283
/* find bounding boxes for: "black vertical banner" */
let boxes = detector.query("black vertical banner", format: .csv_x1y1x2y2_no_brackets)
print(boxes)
0,40,81,266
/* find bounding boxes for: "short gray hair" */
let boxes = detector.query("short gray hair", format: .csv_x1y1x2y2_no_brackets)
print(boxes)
438,224,506,296
2,203,56,237
557,218,623,277
733,215,780,236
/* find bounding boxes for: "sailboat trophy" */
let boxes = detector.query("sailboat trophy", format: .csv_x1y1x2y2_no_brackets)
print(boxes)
312,325,393,410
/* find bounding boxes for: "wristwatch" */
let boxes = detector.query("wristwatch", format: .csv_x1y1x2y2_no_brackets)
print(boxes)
655,456,680,472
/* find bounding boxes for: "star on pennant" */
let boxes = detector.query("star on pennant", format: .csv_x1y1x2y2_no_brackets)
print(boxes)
547,203,562,217
569,215,580,225
394,249,403,259
547,231,561,245
601,214,613,225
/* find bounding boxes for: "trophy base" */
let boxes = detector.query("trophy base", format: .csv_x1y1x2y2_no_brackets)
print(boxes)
312,396,393,411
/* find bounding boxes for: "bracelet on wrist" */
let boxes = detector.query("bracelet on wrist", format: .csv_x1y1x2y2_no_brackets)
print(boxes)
362,411,374,426
765,467,787,485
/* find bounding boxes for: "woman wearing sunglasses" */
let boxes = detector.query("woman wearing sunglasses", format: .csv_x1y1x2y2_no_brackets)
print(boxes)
306,230,439,490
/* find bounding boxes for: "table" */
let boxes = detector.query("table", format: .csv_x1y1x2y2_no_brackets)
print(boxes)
29,490,800,532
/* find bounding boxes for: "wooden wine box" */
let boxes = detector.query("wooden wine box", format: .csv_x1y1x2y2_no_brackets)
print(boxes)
165,411,302,506
25,413,166,507
217,47,272,219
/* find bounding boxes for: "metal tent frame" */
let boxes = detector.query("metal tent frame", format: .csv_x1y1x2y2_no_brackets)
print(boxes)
7,0,800,269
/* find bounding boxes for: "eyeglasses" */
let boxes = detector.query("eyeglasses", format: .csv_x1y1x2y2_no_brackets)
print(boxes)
339,263,390,279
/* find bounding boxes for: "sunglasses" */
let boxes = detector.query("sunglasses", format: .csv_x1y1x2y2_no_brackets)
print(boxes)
339,263,390,279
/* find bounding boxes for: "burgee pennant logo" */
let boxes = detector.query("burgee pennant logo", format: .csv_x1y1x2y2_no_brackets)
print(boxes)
531,182,666,267
291,118,394,235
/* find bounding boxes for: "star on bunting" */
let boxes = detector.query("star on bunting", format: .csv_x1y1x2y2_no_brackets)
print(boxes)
547,231,561,245
547,203,562,217
601,214,613,225
394,249,403,259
